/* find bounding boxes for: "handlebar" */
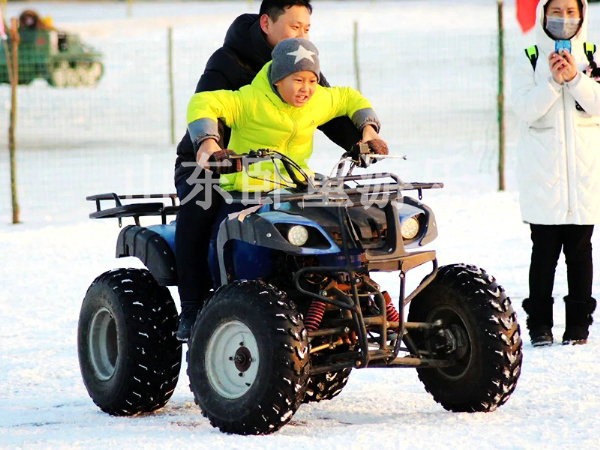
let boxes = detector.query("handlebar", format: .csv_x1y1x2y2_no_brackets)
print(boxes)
233,147,400,190
226,149,442,203
86,150,443,222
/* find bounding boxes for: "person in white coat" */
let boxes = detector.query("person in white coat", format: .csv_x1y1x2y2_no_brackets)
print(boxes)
511,0,599,346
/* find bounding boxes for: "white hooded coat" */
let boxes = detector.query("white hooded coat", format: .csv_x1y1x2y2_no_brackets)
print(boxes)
511,0,600,225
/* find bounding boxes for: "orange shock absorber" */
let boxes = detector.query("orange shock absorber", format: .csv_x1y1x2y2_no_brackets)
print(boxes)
382,291,400,326
305,300,327,331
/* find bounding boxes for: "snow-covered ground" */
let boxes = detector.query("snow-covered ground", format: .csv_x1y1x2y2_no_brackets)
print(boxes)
1,1,600,448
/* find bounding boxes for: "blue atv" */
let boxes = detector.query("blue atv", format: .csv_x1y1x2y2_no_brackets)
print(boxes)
77,149,522,435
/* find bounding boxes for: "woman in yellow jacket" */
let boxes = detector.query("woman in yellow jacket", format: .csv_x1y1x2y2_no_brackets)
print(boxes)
176,38,387,340
187,37,387,192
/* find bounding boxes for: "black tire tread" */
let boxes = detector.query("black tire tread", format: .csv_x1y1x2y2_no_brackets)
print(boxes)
408,263,522,412
187,280,309,435
79,268,182,416
303,368,352,403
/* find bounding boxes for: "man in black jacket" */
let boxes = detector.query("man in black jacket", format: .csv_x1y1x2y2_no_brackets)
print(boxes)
174,0,365,341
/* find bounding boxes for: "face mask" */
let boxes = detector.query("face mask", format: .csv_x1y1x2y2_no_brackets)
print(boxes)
545,17,582,40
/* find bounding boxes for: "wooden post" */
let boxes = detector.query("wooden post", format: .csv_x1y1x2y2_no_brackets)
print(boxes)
7,18,20,223
168,27,175,145
353,21,361,92
497,0,505,192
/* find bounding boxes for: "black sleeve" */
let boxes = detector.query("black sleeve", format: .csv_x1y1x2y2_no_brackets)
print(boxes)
176,49,239,165
192,48,242,148
195,48,239,93
316,72,362,151
317,117,362,151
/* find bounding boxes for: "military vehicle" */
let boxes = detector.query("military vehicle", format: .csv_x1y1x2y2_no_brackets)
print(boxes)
0,10,103,87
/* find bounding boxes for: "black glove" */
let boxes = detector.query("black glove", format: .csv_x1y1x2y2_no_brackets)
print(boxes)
348,139,389,167
207,149,243,175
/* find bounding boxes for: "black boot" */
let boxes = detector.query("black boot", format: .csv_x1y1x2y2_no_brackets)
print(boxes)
522,297,554,347
176,308,199,342
562,296,596,345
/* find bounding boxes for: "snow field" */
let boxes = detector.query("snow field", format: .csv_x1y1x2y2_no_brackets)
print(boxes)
1,1,600,448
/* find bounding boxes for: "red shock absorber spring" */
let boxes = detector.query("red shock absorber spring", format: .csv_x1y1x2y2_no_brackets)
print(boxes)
382,291,400,327
305,300,327,331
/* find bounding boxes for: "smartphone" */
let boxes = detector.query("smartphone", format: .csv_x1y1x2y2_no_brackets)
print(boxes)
555,39,571,55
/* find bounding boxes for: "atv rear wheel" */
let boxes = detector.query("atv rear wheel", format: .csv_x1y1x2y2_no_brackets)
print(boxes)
78,268,182,415
407,264,522,412
187,280,309,435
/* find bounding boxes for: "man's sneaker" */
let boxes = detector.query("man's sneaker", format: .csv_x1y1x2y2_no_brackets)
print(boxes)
176,312,197,342
530,327,553,347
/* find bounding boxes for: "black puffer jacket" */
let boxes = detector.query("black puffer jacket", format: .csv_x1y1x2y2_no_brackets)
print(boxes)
175,13,362,174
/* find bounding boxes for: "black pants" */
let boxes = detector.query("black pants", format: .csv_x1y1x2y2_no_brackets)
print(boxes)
529,224,594,302
174,165,224,315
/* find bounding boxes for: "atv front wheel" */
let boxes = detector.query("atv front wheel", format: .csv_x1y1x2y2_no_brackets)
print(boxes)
407,264,522,412
187,280,309,435
78,268,182,415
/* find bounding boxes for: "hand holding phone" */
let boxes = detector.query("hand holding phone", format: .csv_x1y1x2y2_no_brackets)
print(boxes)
550,40,577,84
555,39,571,55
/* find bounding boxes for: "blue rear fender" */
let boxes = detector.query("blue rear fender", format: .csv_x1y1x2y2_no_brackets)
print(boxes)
116,223,177,286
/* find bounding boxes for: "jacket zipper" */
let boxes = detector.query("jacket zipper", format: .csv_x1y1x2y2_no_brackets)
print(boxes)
286,118,298,153
281,111,298,186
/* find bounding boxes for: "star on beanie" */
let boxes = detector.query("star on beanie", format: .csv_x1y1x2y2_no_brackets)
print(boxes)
270,38,320,84
287,44,316,64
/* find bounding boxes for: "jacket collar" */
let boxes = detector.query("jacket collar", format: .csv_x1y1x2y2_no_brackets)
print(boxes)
253,62,289,108
223,13,273,72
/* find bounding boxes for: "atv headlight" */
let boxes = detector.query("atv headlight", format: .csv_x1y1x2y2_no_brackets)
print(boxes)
287,225,309,246
401,216,420,240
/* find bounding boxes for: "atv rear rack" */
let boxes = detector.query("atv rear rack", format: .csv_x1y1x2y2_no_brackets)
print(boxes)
87,193,179,226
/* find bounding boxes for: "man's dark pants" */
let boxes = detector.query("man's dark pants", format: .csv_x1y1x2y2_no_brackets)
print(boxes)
174,165,224,316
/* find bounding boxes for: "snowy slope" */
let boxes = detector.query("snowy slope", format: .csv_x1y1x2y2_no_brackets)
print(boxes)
1,1,600,448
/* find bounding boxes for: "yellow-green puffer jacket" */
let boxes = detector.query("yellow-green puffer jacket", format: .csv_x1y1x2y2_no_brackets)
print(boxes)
187,61,379,192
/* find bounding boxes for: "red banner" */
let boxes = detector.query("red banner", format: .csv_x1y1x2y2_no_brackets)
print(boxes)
517,0,541,33
0,9,7,40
